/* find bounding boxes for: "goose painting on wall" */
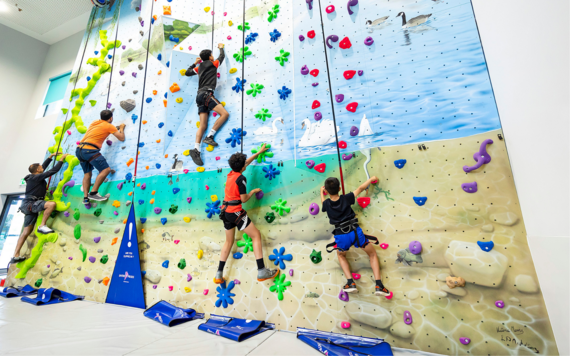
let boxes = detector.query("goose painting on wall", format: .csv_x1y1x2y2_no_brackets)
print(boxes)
298,119,339,147
396,12,432,28
253,117,284,136
366,16,389,32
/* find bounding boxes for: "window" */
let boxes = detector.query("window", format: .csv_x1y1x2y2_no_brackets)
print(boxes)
36,72,72,119
0,195,26,272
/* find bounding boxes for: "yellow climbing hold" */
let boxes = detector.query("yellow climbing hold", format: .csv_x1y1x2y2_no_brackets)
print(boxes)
183,150,190,156
196,122,200,128
183,217,191,223
184,287,191,293
228,20,233,26
197,167,205,172
179,47,183,50
176,97,183,103
206,145,214,152
150,198,155,204
221,102,226,107
229,68,237,74
179,69,186,76
211,195,218,202
198,250,204,259
204,6,210,12
112,200,120,208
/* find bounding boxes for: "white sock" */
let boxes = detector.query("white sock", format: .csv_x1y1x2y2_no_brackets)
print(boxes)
208,129,217,137
194,142,201,151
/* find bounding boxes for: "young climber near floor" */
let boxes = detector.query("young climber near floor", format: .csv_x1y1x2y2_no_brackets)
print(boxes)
185,43,229,167
11,152,69,263
215,145,279,284
76,109,125,204
321,176,391,297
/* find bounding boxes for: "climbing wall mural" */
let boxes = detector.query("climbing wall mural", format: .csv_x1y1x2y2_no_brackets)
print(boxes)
6,0,559,355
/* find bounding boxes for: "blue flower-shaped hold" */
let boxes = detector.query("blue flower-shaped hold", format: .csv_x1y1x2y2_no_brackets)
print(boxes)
205,200,221,219
232,78,246,93
269,29,281,43
87,76,91,82
173,187,180,194
140,218,147,223
263,164,281,180
278,86,292,100
394,159,406,169
245,32,258,45
161,217,167,225
126,173,132,181
269,246,293,270
413,196,427,206
158,122,164,128
215,281,236,308
225,128,247,148
138,200,144,205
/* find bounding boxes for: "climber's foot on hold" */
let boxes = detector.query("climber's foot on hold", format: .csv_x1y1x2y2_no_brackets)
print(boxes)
203,136,218,147
343,282,358,294
213,270,225,284
257,268,279,282
10,256,26,264
82,197,90,205
375,285,391,297
88,192,108,202
190,149,204,166
37,225,54,234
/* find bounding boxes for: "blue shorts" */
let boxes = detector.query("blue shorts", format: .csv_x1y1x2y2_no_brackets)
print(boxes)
333,226,369,252
76,147,109,174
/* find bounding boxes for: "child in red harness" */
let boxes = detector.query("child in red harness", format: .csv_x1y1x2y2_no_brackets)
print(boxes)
321,176,391,297
214,144,279,284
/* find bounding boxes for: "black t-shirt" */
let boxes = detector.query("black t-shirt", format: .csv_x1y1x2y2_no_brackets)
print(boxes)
23,158,64,203
185,48,225,93
236,175,247,195
322,192,356,235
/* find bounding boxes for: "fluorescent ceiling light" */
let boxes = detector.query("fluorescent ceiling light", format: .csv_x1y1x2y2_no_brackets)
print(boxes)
0,2,10,13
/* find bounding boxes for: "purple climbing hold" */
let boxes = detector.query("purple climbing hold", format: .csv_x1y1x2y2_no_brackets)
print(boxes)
107,102,112,109
85,203,92,210
256,190,264,199
64,211,70,217
93,236,101,243
495,300,504,308
234,279,241,285
121,45,126,49
154,207,162,214
301,65,309,75
335,94,344,103
84,277,92,283
62,180,75,197
404,311,413,325
299,35,305,42
461,181,478,193
152,285,157,289
113,211,118,216
306,160,315,169
132,72,137,78
463,139,493,173
117,182,123,190
364,36,374,46
106,140,112,146
350,126,359,136
312,82,319,87
119,70,125,76
186,197,192,203
89,256,96,263
187,274,192,282
314,112,322,121
68,257,73,260
306,0,313,10
342,153,353,161
339,290,349,302
326,35,339,49
289,269,294,276
358,70,363,76
347,0,358,15
309,203,319,215
459,337,471,345
141,183,146,190
409,241,422,255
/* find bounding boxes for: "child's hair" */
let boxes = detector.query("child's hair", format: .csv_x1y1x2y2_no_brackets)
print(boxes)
100,110,113,121
200,49,212,61
324,177,340,195
229,153,247,172
29,163,40,174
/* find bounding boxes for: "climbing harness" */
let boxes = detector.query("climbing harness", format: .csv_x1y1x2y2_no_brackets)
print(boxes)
326,218,379,253
77,142,103,164
219,200,244,224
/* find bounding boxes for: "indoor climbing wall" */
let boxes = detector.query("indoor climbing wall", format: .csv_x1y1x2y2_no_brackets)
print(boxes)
6,0,558,355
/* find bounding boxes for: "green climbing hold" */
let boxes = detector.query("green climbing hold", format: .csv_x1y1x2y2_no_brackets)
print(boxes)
237,233,253,253
271,198,290,216
237,22,250,31
255,108,272,122
35,278,43,288
93,208,102,217
310,249,322,264
50,210,58,219
265,212,276,223
267,4,280,22
252,143,274,163
73,208,80,221
169,204,178,214
100,255,108,264
61,108,68,114
233,46,252,62
74,224,81,240
89,100,97,106
270,274,291,301
275,49,290,66
177,258,186,270
79,244,87,262
246,83,264,97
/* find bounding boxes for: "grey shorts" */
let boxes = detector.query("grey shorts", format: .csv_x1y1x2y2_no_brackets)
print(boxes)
20,200,47,227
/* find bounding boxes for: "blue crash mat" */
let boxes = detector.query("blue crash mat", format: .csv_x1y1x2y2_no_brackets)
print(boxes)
297,328,393,356
143,300,204,327
0,285,37,298
21,287,84,306
198,314,274,342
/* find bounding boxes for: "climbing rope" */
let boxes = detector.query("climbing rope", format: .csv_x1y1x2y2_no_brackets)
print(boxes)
240,0,245,154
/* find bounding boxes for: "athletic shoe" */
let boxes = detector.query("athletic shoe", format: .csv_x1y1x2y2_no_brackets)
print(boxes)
189,149,204,166
37,225,54,234
203,136,218,147
88,193,109,202
10,256,26,264
343,282,358,294
213,270,225,284
82,198,90,205
375,285,391,297
257,268,279,282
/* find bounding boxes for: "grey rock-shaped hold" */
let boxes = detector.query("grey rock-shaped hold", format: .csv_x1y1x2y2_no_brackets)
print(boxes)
346,301,392,329
140,30,144,36
111,108,115,113
50,268,61,278
138,16,143,22
120,99,136,113
200,236,221,252
128,57,133,62
50,255,58,263
144,270,162,284
99,220,104,224
490,212,519,226
129,38,132,42
515,274,539,293
139,241,150,251
114,228,120,233
126,201,132,206
41,266,50,276
138,64,143,70
121,146,126,149
58,238,66,247
122,81,126,86
390,322,415,339
481,224,494,232
98,279,103,284
62,246,67,252
97,249,103,253
133,90,138,94
77,266,82,271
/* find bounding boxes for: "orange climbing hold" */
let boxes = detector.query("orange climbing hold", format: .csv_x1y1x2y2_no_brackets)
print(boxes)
150,198,155,204
111,237,118,245
146,166,149,170
123,219,127,224
153,90,157,95
165,154,168,158
141,229,145,234
312,100,321,109
170,83,180,93
152,190,156,195
128,192,133,196
137,183,140,187
126,158,134,166
314,163,326,173
102,277,110,286
142,120,147,124
158,70,162,75
156,139,161,143
163,100,168,107
163,6,171,15
153,15,157,21
357,197,370,209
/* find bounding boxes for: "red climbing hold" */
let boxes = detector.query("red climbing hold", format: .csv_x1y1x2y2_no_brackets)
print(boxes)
357,197,370,209
314,163,326,173
338,141,347,149
339,37,352,49
343,70,356,80
312,100,321,109
346,102,358,112
307,30,316,39
310,69,319,77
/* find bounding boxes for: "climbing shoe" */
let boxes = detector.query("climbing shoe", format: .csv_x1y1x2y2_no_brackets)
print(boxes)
257,268,279,282
10,256,26,264
203,135,218,147
343,282,358,294
88,193,109,202
375,285,391,297
82,197,90,205
213,270,225,284
189,149,204,166
37,225,55,234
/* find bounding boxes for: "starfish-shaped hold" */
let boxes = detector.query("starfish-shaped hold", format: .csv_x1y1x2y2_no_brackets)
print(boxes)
255,108,272,122
271,198,290,216
252,143,274,163
215,281,236,308
232,77,246,93
233,46,252,62
237,233,253,253
263,164,281,180
267,4,280,22
225,128,247,148
205,200,221,219
246,83,264,97
270,274,291,301
245,32,258,45
278,86,292,100
275,49,290,66
269,246,293,269
237,22,250,32
269,29,281,43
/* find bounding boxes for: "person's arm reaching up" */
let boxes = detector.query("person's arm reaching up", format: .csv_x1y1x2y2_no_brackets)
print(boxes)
244,144,267,168
216,44,225,65
36,154,69,180
352,176,378,197
320,186,327,204
185,57,201,77
113,123,126,141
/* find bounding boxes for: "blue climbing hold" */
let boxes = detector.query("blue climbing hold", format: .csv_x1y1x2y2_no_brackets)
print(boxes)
168,130,173,137
86,76,91,82
413,197,427,206
169,35,179,43
215,281,236,308
142,271,146,275
157,53,162,61
151,17,155,25
126,173,132,181
233,252,243,259
140,218,147,223
278,86,292,100
245,32,258,45
164,92,168,99
173,188,180,194
158,122,164,128
225,128,247,148
232,78,246,93
394,159,407,169
138,200,144,205
132,114,138,123
146,97,152,103
166,61,170,68
477,241,494,252
156,163,161,169
108,55,112,59
161,217,167,225
269,29,282,43
94,51,99,55
138,142,145,148
205,200,221,219
262,164,281,180
269,246,293,270
162,260,169,268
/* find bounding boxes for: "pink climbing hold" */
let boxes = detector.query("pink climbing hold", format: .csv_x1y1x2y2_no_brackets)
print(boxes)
339,36,352,49
117,182,123,190
227,36,232,40
67,130,72,135
309,203,319,215
62,180,75,197
183,169,189,174
352,273,361,280
289,269,294,276
357,197,370,208
141,183,146,190
310,69,319,77
187,197,192,203
216,156,220,160
343,70,356,80
460,337,471,345
364,36,374,46
495,300,505,308
168,286,173,291
314,163,326,173
312,100,321,109
326,5,335,13
113,211,118,216
188,46,192,51
203,289,209,295
307,30,316,39
234,279,241,285
346,102,358,113
223,12,227,16
187,274,192,282
385,291,394,299
205,185,210,190
300,65,309,75
341,322,351,329
153,285,157,289
213,112,217,117
68,257,73,260
174,240,180,244
380,243,389,249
